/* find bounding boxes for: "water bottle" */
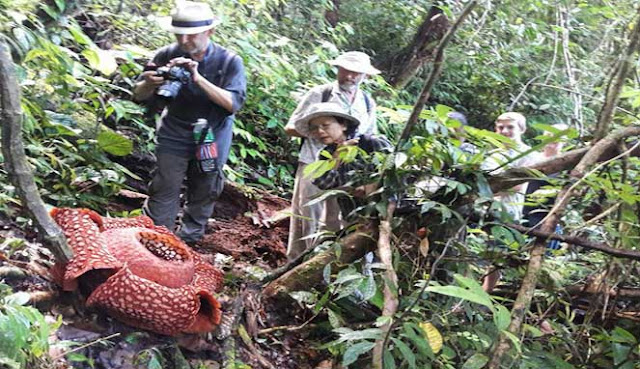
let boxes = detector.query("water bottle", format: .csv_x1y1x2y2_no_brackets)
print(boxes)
193,119,218,173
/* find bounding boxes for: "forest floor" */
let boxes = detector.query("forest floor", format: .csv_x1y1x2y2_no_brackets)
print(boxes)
0,178,336,369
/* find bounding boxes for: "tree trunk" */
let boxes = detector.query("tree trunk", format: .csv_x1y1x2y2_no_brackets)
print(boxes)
379,6,450,89
324,0,340,27
593,6,640,141
0,41,72,263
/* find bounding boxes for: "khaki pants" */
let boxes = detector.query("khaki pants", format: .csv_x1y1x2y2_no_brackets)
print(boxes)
287,162,341,259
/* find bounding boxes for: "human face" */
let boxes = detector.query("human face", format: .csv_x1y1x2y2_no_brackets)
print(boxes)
494,119,524,142
175,30,212,57
308,116,348,145
543,132,564,158
337,67,366,93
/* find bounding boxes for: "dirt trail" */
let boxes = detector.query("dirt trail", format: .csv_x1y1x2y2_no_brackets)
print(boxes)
0,182,332,369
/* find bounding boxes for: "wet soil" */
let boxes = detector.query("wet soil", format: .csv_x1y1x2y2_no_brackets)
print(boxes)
0,181,332,369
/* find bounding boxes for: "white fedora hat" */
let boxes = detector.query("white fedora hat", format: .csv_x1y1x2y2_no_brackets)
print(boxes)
294,102,360,137
158,1,220,35
328,51,380,75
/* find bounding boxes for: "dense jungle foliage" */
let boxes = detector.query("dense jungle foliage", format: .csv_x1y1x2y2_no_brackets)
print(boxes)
1,0,640,368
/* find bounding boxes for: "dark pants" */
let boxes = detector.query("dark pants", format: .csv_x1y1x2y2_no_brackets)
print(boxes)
143,151,224,243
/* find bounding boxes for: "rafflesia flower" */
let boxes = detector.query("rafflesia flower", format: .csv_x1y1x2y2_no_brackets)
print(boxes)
50,208,224,336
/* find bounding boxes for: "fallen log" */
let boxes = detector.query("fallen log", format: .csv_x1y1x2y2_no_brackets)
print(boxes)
262,224,377,302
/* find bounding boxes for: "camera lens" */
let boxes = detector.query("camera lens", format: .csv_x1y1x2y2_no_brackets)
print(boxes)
155,66,191,99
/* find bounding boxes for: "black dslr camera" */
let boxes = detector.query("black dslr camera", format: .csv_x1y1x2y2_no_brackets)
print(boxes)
155,65,192,99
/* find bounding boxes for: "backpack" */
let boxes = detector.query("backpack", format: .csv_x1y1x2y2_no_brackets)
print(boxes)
320,85,372,114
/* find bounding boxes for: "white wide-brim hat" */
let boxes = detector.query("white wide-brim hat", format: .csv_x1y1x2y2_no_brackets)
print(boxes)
294,102,361,137
328,51,380,75
158,1,220,35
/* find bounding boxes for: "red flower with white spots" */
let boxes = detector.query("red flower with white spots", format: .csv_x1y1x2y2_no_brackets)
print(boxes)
51,208,224,335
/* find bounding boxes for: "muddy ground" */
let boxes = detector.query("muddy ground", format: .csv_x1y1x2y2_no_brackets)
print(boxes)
0,181,336,369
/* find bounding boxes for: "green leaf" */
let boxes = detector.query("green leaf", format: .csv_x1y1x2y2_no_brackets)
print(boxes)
305,189,349,207
359,274,377,301
611,327,637,344
327,309,343,329
66,352,90,362
475,173,493,198
523,324,543,338
303,158,336,179
333,328,383,344
501,330,522,353
334,268,362,285
323,263,332,284
257,176,274,186
427,274,494,310
462,353,489,369
67,23,94,46
394,152,408,168
97,130,133,156
491,226,516,248
289,291,317,305
493,305,511,331
435,104,453,121
82,47,118,75
612,342,631,365
402,322,434,359
342,341,375,367
383,350,396,369
147,354,163,369
4,292,31,306
391,337,416,369
313,290,330,313
426,285,493,309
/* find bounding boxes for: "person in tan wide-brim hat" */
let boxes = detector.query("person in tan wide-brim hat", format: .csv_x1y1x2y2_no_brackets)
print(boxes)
157,1,221,35
293,102,360,140
284,50,381,260
328,51,381,76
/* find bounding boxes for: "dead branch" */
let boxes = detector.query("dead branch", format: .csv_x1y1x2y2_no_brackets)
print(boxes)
488,127,640,195
506,223,640,261
257,323,317,336
372,202,397,369
0,41,72,263
566,285,640,299
572,126,640,178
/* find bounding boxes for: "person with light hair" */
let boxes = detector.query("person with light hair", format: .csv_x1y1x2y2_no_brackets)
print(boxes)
483,111,539,220
284,51,380,260
482,111,540,292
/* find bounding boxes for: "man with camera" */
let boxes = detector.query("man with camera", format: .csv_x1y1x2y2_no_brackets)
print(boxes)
133,1,247,245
